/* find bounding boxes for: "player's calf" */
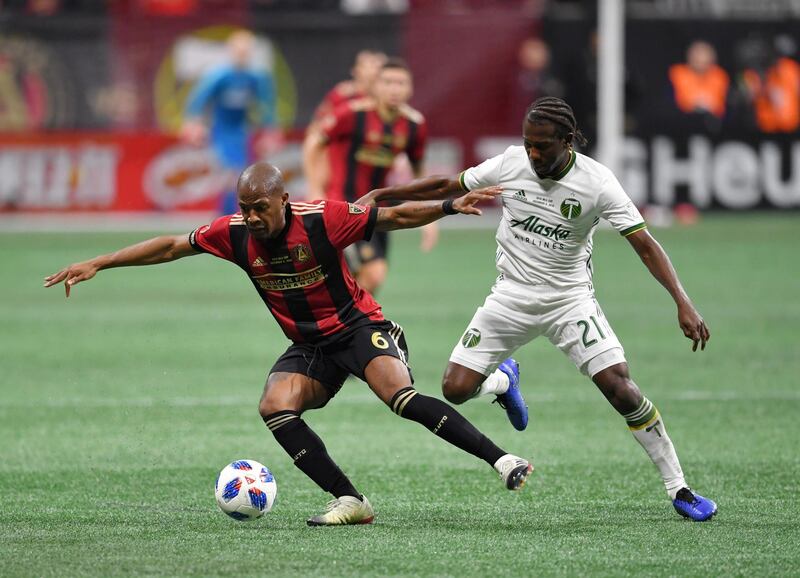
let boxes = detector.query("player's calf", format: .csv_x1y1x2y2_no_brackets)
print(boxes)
591,362,642,415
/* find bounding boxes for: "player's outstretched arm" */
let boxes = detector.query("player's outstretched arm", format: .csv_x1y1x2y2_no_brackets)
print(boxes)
626,229,710,351
357,175,464,206
43,235,199,298
374,186,501,232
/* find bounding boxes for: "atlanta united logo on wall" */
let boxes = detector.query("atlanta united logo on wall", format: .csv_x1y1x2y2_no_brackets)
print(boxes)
560,198,582,219
0,36,77,131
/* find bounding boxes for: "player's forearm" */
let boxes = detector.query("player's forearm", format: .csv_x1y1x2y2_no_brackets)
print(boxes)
376,201,451,231
637,240,692,308
93,236,193,270
302,134,328,199
360,176,462,205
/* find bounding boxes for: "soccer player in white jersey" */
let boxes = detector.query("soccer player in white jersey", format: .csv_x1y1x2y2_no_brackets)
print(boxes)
356,97,716,522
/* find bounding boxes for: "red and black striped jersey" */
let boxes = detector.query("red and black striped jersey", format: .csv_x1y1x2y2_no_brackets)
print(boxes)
321,100,427,202
189,200,383,345
311,80,367,123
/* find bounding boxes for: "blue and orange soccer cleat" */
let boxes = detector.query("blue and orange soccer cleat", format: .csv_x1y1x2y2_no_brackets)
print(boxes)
673,487,717,521
494,358,528,431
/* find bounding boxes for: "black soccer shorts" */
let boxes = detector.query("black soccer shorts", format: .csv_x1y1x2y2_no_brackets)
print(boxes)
269,319,412,399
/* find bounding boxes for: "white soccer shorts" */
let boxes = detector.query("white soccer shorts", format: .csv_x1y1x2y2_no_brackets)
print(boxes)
450,277,626,378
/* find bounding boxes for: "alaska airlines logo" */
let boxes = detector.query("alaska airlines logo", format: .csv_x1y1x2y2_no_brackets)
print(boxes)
509,214,571,240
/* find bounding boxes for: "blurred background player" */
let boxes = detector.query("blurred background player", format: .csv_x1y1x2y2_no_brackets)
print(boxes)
309,49,387,126
302,50,386,213
303,58,437,295
180,30,278,215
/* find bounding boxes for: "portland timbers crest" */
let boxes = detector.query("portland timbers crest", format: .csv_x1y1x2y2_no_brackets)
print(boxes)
461,328,481,348
560,198,582,219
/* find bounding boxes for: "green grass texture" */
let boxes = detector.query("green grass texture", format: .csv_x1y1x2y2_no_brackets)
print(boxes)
1,213,798,577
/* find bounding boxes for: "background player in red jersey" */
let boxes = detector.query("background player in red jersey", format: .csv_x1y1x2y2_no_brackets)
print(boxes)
44,161,532,527
303,58,437,295
309,49,387,127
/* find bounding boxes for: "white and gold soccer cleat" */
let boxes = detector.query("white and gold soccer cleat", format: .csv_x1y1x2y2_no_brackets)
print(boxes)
494,454,534,490
306,495,375,526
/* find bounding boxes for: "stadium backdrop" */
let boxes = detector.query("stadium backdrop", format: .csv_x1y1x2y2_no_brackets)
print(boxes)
0,6,797,213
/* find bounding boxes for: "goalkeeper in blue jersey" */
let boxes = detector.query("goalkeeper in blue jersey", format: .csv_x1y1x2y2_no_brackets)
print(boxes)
181,30,277,214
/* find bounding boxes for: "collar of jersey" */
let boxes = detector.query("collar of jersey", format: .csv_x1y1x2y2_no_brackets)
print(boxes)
550,149,576,181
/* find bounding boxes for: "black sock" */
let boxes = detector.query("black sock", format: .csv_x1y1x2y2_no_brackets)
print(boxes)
263,410,360,499
389,387,506,466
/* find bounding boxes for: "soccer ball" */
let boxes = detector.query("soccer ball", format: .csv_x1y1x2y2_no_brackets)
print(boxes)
214,459,277,521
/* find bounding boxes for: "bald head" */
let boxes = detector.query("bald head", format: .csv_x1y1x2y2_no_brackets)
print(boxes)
237,162,285,199
236,162,289,240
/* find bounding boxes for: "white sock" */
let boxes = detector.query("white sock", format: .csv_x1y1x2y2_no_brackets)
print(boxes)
625,397,686,500
477,369,509,397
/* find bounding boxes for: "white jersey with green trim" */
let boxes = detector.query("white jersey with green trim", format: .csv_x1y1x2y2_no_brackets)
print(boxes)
460,146,645,289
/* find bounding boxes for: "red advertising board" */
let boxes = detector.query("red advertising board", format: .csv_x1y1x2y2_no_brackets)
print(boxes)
0,133,230,212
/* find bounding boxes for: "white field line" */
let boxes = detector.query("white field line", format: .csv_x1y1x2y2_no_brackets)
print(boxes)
1,390,798,409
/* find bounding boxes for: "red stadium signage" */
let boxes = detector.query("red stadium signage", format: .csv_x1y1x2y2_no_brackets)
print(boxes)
0,133,229,212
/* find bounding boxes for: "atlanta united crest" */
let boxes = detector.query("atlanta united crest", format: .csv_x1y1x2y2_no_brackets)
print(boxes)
560,198,582,219
291,244,311,263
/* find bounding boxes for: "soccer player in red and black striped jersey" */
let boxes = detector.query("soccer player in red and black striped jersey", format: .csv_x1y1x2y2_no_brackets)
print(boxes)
45,161,532,527
309,50,386,126
304,58,437,295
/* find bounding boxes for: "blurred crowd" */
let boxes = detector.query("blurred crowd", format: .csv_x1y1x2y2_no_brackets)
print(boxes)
669,35,800,134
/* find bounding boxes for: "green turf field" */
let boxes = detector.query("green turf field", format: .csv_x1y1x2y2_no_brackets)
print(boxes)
1,214,798,577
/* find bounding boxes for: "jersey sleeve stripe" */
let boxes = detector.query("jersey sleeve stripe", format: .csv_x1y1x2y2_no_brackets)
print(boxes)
620,222,647,237
188,229,207,253
364,207,378,241
458,171,469,191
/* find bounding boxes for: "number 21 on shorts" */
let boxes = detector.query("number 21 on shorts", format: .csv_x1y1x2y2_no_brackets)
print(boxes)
577,316,606,348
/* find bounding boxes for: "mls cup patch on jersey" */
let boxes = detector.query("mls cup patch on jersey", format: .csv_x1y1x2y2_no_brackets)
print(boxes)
560,198,582,219
348,203,366,214
462,328,482,348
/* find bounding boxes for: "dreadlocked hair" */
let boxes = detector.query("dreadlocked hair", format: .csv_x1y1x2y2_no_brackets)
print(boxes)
525,97,588,148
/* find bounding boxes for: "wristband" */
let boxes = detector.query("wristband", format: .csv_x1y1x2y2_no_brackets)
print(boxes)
442,199,457,215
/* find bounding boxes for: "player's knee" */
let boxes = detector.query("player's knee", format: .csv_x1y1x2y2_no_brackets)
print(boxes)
592,363,642,414
441,374,473,405
258,387,299,420
258,395,285,420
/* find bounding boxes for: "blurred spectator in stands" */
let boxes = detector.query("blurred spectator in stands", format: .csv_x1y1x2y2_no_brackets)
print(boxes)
669,41,729,122
508,37,564,131
740,35,800,133
180,30,277,214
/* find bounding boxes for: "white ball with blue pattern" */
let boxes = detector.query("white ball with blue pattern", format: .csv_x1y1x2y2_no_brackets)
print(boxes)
214,459,277,521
